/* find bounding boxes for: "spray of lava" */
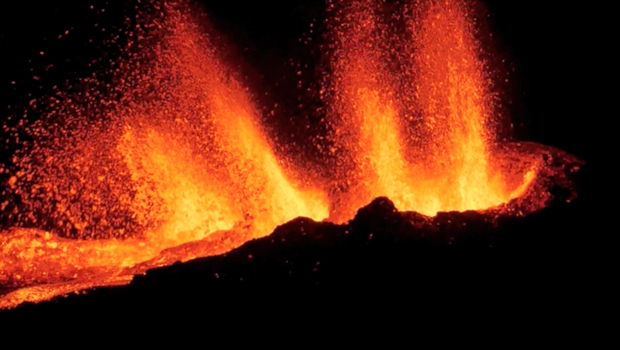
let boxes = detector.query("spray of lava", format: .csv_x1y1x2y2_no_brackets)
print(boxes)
325,0,536,221
115,8,328,245
0,1,328,306
1,0,547,308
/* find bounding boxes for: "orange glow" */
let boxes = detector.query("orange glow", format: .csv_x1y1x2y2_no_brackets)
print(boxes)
116,13,329,246
326,0,535,221
0,1,328,308
1,0,544,309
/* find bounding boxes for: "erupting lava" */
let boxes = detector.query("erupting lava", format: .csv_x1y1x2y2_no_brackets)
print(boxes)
115,10,328,244
325,0,535,221
0,0,572,309
0,1,328,307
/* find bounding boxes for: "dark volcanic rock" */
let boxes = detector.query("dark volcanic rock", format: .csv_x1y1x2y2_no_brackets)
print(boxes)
0,156,594,324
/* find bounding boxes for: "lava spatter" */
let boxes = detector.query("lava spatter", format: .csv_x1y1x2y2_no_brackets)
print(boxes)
116,10,329,245
324,0,419,222
0,0,328,308
323,0,537,221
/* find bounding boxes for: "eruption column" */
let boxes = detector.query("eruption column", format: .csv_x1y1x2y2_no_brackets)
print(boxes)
326,0,530,221
327,0,418,222
0,2,328,308
410,0,506,211
118,10,328,245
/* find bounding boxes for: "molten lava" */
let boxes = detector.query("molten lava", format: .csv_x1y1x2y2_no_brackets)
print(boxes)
325,0,536,221
115,11,328,244
0,0,568,309
0,1,328,308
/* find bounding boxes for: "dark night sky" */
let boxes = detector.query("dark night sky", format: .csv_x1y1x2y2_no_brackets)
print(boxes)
0,0,597,163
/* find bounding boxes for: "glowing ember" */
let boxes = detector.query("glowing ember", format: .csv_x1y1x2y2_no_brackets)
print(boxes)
0,0,578,309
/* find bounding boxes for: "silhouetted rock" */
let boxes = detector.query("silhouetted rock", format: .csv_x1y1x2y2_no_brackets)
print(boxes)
0,149,592,325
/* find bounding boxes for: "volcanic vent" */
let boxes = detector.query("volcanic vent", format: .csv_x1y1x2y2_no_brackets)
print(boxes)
0,0,584,310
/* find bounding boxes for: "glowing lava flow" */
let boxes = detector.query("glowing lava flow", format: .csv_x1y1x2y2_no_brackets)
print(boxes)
0,2,328,308
325,0,536,221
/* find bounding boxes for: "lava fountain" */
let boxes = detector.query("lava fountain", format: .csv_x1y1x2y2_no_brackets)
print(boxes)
0,1,328,308
0,0,582,310
325,0,538,221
